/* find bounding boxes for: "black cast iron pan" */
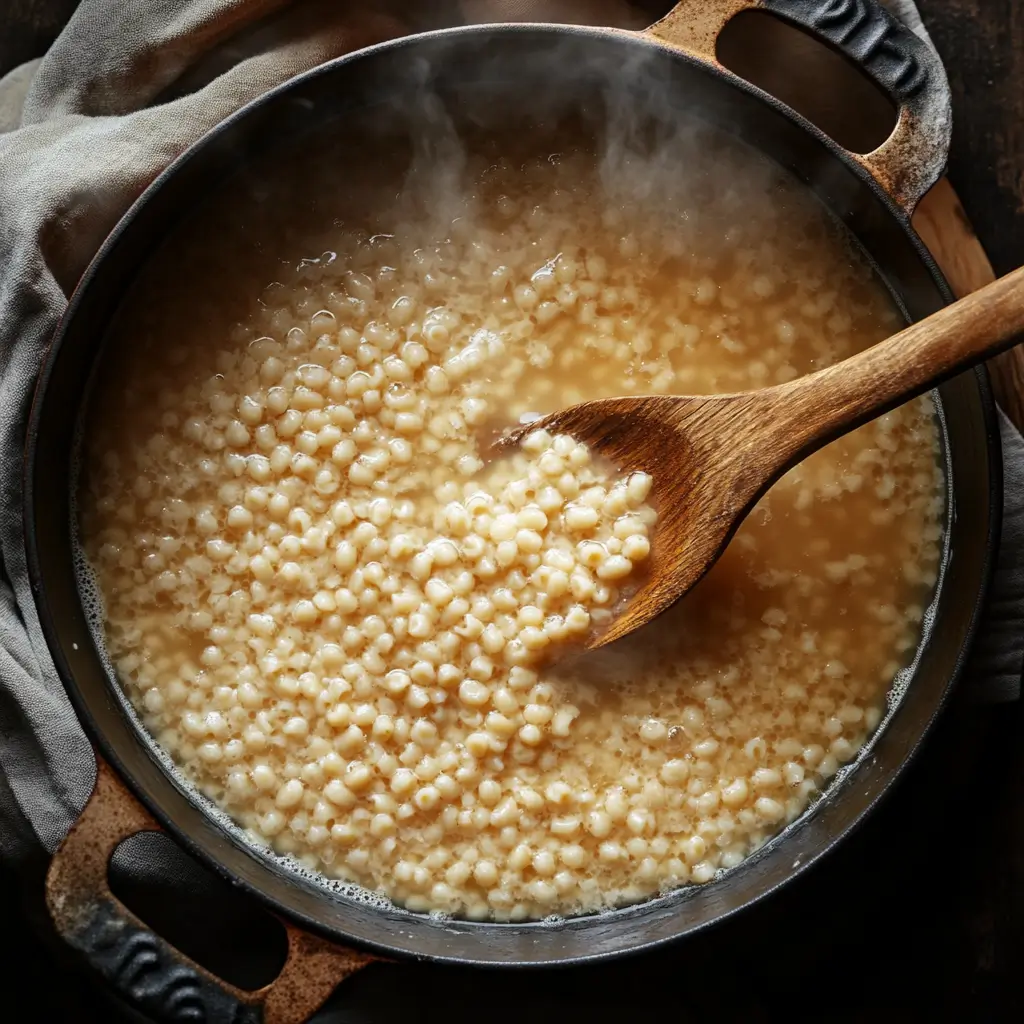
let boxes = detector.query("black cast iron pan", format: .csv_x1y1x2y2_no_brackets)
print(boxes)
23,2,1001,1021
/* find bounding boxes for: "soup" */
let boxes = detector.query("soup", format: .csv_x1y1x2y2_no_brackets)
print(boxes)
79,122,942,921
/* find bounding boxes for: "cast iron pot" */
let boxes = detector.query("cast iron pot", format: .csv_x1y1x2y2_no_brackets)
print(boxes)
24,1,1001,1021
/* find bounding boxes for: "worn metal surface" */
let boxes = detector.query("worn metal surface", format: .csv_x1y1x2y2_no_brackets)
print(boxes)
647,0,951,213
45,760,372,1024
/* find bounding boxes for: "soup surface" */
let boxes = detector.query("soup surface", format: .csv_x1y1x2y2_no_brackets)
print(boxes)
80,122,943,921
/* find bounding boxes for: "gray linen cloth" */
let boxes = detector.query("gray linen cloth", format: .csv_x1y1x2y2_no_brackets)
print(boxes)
0,0,1020,1008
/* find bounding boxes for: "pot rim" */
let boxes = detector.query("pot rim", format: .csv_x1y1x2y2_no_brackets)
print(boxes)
24,21,1002,966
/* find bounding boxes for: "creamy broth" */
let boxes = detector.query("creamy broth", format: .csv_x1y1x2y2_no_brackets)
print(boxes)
80,123,942,921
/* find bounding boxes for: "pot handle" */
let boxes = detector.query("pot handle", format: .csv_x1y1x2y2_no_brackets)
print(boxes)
645,0,951,216
46,758,374,1024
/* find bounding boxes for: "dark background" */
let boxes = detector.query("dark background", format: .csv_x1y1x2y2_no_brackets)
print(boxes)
1,1,1023,1021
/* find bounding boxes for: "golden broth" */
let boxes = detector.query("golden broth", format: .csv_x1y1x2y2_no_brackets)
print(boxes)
79,123,942,920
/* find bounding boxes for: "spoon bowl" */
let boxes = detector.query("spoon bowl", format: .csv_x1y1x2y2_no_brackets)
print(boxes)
500,265,1024,648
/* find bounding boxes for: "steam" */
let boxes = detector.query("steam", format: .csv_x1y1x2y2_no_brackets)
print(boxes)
391,56,470,232
336,20,731,253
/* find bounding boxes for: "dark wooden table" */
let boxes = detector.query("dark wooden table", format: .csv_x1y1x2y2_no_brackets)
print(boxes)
1,2,1022,1021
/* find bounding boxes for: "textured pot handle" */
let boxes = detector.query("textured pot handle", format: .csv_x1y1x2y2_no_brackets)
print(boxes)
645,0,952,216
46,758,373,1024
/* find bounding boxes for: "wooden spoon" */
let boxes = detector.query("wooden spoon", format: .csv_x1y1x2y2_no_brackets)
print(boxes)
499,265,1024,649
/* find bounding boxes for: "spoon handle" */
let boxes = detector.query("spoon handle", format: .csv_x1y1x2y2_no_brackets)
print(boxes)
766,265,1024,460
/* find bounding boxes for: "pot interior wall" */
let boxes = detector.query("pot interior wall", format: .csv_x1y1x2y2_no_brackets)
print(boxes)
27,26,998,964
